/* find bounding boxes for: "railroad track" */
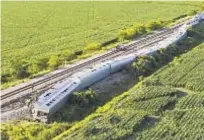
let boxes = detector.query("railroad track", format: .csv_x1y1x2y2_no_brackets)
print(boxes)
0,20,187,105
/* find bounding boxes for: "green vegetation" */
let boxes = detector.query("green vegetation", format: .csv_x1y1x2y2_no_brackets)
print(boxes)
118,23,147,41
48,55,60,69
85,42,101,51
118,20,165,41
1,121,71,140
1,1,202,88
54,29,204,139
1,20,204,140
52,90,99,122
1,1,204,139
144,22,204,92
53,85,182,140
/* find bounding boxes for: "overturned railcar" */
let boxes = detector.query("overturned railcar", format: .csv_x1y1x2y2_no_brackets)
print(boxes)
32,55,136,122
32,79,80,122
32,13,204,122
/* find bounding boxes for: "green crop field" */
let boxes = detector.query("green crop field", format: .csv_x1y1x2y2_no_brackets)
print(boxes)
1,21,204,140
1,1,202,88
53,31,204,139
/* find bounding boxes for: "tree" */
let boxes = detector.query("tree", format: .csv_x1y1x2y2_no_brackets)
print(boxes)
132,56,156,76
48,55,60,69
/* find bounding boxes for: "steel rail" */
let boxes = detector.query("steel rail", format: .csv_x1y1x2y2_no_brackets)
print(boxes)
0,21,186,102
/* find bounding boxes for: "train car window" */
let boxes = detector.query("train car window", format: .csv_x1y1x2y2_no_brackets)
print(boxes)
44,92,51,97
63,89,68,93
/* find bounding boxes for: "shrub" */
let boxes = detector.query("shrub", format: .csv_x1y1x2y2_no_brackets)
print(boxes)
69,90,97,106
28,57,49,74
132,56,156,76
60,50,76,61
118,29,128,41
146,20,163,30
126,27,137,38
118,27,137,41
48,55,60,69
134,23,146,34
85,42,101,51
28,61,41,74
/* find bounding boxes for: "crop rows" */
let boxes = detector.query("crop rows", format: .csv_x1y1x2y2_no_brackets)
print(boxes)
65,109,148,140
146,23,204,92
52,23,204,139
1,2,204,140
2,1,201,87
147,42,204,92
137,109,204,140
52,84,182,140
115,86,178,112
176,93,204,109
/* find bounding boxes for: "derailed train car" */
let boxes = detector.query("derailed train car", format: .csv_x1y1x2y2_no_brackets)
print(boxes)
186,12,204,26
32,55,136,122
32,12,204,122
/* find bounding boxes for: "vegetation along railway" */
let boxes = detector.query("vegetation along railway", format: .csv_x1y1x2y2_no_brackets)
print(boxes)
1,14,203,119
0,22,185,105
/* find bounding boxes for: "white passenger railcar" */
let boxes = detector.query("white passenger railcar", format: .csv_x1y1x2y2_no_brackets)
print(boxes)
32,12,203,122
186,12,204,27
32,55,136,122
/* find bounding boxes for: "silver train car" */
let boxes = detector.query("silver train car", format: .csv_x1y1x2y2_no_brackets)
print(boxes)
32,55,136,122
32,13,203,122
186,12,204,26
